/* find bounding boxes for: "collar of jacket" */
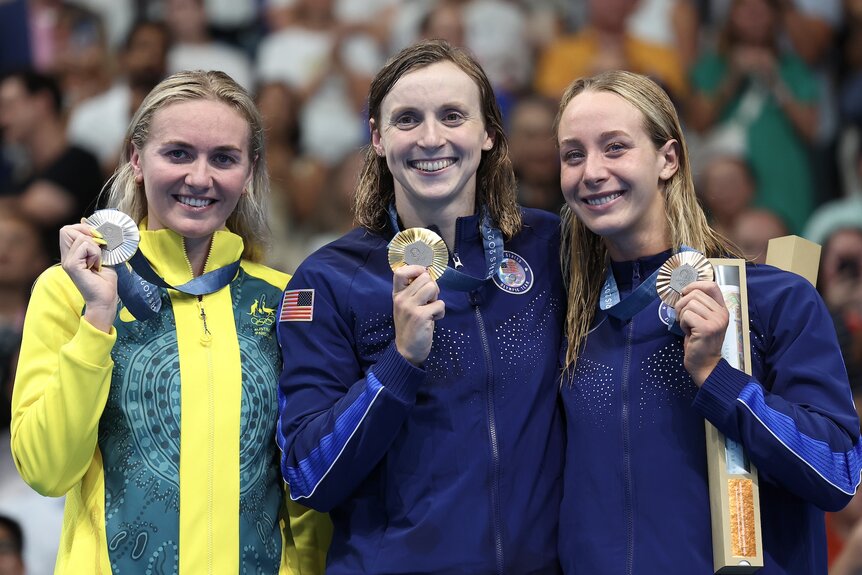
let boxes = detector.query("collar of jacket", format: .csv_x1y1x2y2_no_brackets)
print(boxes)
136,218,244,286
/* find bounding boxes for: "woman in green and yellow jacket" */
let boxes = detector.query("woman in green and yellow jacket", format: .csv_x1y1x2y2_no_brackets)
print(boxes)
10,70,329,574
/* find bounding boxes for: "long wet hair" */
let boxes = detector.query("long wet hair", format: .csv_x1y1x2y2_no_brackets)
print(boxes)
353,40,521,239
555,70,738,371
104,70,269,261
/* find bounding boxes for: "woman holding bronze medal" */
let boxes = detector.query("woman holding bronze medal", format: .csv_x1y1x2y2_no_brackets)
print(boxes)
275,40,565,574
555,70,861,574
10,70,327,574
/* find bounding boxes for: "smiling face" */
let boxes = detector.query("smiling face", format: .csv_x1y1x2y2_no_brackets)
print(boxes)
557,90,678,261
131,99,253,247
371,61,493,227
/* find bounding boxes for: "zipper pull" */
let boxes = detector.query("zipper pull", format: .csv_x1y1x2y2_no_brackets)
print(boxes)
198,296,212,346
452,252,463,269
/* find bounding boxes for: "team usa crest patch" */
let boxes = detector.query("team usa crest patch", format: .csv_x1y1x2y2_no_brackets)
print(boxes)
280,289,315,322
493,251,533,295
658,301,676,327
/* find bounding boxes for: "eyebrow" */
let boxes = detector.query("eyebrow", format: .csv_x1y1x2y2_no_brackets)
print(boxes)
559,130,632,147
386,101,468,116
160,140,244,153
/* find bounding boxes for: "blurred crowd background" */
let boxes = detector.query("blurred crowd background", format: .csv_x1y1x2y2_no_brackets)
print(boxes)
1,0,862,573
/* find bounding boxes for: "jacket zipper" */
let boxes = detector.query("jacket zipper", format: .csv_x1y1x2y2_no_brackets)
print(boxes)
622,262,640,575
452,219,464,269
184,245,216,573
474,302,504,575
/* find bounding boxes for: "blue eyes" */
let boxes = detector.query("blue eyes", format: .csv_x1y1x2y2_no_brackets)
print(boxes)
394,115,418,128
562,142,627,162
164,149,239,166
392,111,466,129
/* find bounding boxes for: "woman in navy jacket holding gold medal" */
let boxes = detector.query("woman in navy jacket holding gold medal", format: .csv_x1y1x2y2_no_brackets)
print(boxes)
555,69,861,574
275,40,565,574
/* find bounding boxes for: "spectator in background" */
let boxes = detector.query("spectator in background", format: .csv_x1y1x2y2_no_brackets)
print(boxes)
0,516,24,575
697,153,757,236
164,0,254,91
256,79,327,273
534,0,688,103
729,206,789,263
0,71,103,259
627,0,700,70
840,0,862,126
52,3,112,108
257,0,383,165
0,210,58,575
687,0,818,234
0,209,49,397
508,93,563,213
805,193,862,390
418,0,465,47
67,19,170,176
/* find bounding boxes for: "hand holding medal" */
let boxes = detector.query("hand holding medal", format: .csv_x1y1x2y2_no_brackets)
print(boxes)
388,228,448,366
82,209,140,266
59,209,139,332
387,228,449,281
657,251,729,386
656,251,714,307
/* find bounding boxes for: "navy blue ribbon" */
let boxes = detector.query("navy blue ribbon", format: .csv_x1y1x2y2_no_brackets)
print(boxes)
599,246,697,334
115,250,240,320
387,204,504,292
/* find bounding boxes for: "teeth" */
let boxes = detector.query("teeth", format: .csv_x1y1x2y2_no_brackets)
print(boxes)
412,159,455,172
177,196,214,208
585,192,622,206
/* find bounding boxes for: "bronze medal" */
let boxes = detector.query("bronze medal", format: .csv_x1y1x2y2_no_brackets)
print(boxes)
387,228,449,281
84,209,140,266
656,251,714,306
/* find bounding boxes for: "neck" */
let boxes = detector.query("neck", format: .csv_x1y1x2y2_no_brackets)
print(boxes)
395,195,475,250
184,235,213,277
606,232,671,262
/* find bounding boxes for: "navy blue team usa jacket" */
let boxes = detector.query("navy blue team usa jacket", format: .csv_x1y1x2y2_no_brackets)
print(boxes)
276,208,565,575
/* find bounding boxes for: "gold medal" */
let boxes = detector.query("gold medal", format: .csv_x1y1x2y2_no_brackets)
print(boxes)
387,228,449,281
656,251,714,306
84,209,140,266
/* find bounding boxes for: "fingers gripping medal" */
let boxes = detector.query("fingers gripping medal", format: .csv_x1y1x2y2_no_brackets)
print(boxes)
84,209,164,318
84,209,139,265
388,228,449,281
656,251,715,307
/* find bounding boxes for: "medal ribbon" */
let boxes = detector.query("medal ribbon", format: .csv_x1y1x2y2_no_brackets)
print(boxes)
115,250,240,320
600,246,697,322
387,204,504,292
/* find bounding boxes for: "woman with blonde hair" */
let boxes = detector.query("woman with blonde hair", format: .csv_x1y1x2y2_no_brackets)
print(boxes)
556,69,860,574
11,70,327,574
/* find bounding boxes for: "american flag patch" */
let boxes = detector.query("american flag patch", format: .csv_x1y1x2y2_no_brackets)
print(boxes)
279,289,314,322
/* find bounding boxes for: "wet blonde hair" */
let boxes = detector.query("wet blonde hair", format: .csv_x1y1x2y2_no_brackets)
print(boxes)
555,70,737,371
354,40,521,239
104,70,269,261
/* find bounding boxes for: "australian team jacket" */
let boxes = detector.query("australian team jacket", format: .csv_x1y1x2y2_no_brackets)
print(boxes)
11,225,328,574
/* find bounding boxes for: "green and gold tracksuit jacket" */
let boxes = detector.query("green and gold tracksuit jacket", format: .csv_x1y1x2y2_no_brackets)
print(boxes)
10,225,331,574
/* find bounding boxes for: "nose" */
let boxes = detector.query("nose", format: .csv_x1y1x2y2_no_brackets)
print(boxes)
417,120,445,149
185,158,212,190
582,153,608,188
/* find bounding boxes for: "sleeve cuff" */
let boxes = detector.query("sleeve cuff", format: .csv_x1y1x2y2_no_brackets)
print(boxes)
692,358,751,425
370,343,425,404
65,316,117,369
